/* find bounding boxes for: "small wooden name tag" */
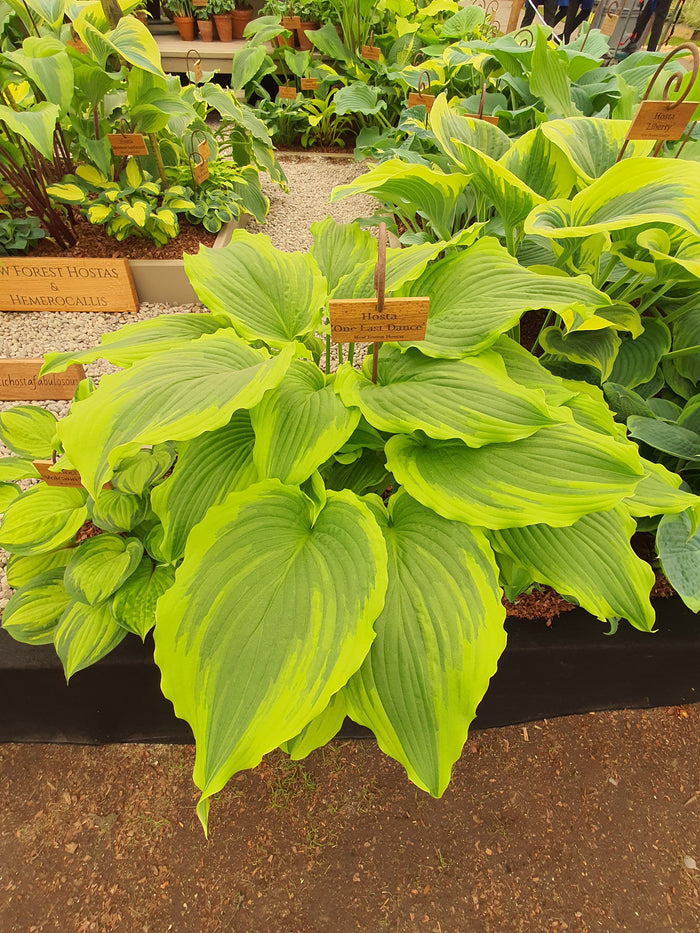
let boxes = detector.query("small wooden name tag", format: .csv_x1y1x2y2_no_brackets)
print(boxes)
0,258,139,313
197,139,211,160
468,113,499,125
408,92,435,112
301,77,319,91
192,160,209,184
0,190,8,205
193,58,204,81
626,100,697,141
67,37,89,53
0,359,86,401
32,460,113,490
330,297,430,342
107,133,149,156
193,0,207,7
361,44,381,60
278,85,297,100
281,15,301,27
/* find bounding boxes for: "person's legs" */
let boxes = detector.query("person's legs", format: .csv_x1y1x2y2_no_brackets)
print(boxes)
646,0,672,48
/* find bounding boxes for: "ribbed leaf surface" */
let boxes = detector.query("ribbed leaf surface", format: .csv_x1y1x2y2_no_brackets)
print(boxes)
55,599,126,681
624,460,698,518
608,318,671,388
0,485,88,554
429,93,511,164
65,534,143,606
657,510,700,612
309,217,375,294
2,569,70,645
541,118,654,184
112,558,176,639
0,406,57,459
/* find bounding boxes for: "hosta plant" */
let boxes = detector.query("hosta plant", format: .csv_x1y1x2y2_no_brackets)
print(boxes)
1,221,697,833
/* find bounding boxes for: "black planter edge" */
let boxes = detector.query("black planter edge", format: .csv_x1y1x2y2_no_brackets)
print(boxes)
0,596,698,745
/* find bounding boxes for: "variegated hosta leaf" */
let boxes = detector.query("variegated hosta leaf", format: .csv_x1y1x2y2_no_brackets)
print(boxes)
399,237,611,358
670,305,700,385
150,411,258,563
64,534,143,606
500,127,577,201
385,422,645,529
2,569,70,645
58,332,295,496
0,485,88,554
153,480,388,831
429,92,511,164
183,232,327,348
525,158,700,241
112,445,175,496
281,690,348,760
40,314,225,375
321,450,391,497
334,344,566,447
529,31,578,118
331,240,455,301
0,483,20,512
539,326,621,382
309,217,376,294
111,557,176,639
251,361,360,485
562,383,624,438
6,548,73,588
608,318,671,388
0,457,40,482
624,459,699,518
74,15,164,78
54,599,127,681
345,490,506,796
489,506,655,631
491,336,577,407
0,406,57,459
657,509,700,612
540,118,655,185
88,488,147,533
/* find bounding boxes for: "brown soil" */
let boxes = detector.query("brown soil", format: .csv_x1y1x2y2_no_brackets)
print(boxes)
2,706,699,933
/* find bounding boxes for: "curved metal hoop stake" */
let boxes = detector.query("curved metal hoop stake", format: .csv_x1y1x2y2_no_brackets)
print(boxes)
371,222,387,385
185,49,203,82
513,26,534,46
412,50,425,66
417,70,431,98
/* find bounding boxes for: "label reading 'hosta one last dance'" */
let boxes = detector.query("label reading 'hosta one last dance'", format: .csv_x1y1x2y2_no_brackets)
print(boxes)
329,297,430,343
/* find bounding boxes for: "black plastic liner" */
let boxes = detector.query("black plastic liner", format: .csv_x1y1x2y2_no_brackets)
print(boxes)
1,597,698,745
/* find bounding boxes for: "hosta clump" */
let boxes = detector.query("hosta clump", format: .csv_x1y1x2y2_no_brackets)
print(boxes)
1,221,697,833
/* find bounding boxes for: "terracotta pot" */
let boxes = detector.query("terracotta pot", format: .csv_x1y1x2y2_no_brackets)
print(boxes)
197,17,215,39
213,12,233,41
173,14,195,40
231,8,254,39
296,19,318,50
273,32,294,47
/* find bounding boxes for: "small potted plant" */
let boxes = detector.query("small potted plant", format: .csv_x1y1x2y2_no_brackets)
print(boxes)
261,0,321,48
209,0,233,40
163,0,196,40
231,0,255,40
194,0,215,40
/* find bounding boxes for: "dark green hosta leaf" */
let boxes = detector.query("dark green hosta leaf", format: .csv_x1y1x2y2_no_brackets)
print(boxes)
335,345,565,446
0,406,57,459
490,506,655,631
657,509,700,612
154,481,388,831
251,361,359,485
0,457,41,482
386,423,644,529
88,488,147,534
603,382,654,419
281,691,348,760
150,411,258,563
400,237,611,359
541,117,654,184
6,548,73,588
65,534,143,605
623,459,698,518
647,398,683,421
54,599,126,681
2,569,70,645
112,445,175,496
0,485,88,554
608,318,671,388
321,449,390,497
41,314,225,375
345,490,506,796
58,332,295,497
183,232,327,348
0,483,20,512
627,416,700,461
310,217,375,295
112,557,176,639
662,358,696,401
678,395,700,435
539,326,621,382
672,306,700,385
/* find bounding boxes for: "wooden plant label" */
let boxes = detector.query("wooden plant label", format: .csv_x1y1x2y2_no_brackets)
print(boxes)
626,100,697,141
301,77,319,91
0,190,8,205
193,59,204,82
197,139,211,160
281,15,301,27
361,44,381,61
192,160,209,184
107,133,149,156
32,460,113,490
468,113,499,125
0,258,138,313
193,0,207,7
408,92,435,112
329,297,430,343
66,37,89,53
0,359,85,401
278,85,297,100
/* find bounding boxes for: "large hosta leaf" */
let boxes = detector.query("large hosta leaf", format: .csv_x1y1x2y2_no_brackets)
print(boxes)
0,406,57,459
58,332,294,496
429,93,511,164
540,326,621,382
0,485,88,554
399,237,611,358
627,416,700,461
183,232,327,348
64,534,143,606
624,459,698,518
607,318,671,388
541,117,654,185
334,344,566,446
657,509,700,612
500,127,576,200
386,423,644,529
150,411,258,563
345,490,506,796
490,506,655,631
529,30,578,118
2,569,70,645
54,599,126,681
251,361,359,484
309,217,375,294
153,481,388,831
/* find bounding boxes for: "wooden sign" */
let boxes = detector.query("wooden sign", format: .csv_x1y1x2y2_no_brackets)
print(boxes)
301,77,319,91
197,139,210,160
0,359,85,401
468,113,499,125
281,15,301,27
0,258,139,313
193,59,203,82
192,160,209,184
66,37,89,53
329,297,430,343
408,92,435,112
626,100,697,141
107,133,149,156
32,460,113,490
278,85,297,100
361,44,381,61
193,0,207,7
0,190,8,206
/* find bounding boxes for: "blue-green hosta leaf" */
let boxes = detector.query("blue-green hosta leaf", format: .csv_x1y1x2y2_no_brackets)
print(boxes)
334,83,386,116
603,382,653,419
40,314,225,375
499,126,576,200
2,568,70,646
540,118,654,185
150,411,258,564
231,44,268,92
679,394,700,434
624,459,698,518
321,450,391,497
184,232,327,348
251,361,359,485
529,31,578,118
345,490,506,797
490,506,655,631
0,458,40,482
0,485,88,554
657,509,700,612
0,406,57,459
281,690,348,760
5,548,73,588
627,416,700,461
0,483,21,512
400,237,611,358
309,217,376,295
608,318,671,388
334,344,566,446
111,445,175,496
58,332,295,496
154,481,388,831
539,326,621,382
385,422,645,529
88,488,147,534
429,93,511,163
54,599,126,681
65,534,143,606
671,305,700,385
111,557,176,639
0,101,59,161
